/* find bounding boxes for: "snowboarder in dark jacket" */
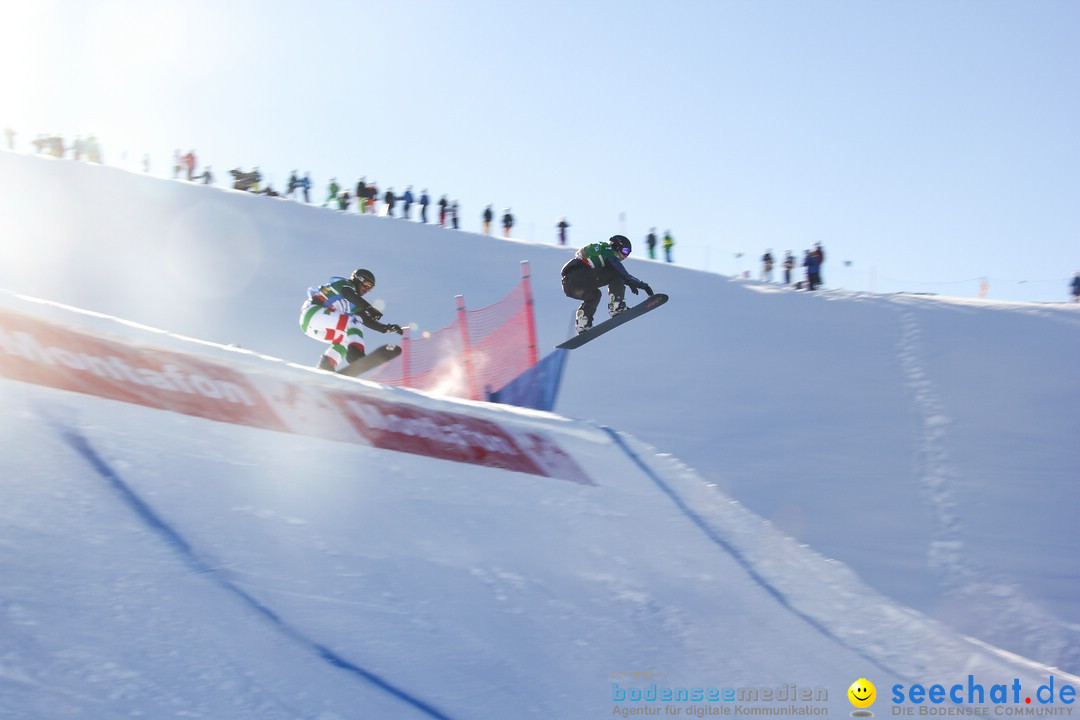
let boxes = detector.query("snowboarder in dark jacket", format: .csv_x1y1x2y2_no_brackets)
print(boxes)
561,235,654,334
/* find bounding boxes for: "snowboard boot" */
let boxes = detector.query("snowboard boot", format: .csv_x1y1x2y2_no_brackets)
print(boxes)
317,355,337,372
575,307,593,334
608,295,628,317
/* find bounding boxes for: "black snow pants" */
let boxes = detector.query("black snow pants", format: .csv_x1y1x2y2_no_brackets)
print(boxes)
561,260,625,321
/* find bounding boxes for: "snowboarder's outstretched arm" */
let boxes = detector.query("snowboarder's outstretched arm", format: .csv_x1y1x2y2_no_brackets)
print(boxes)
611,258,654,296
368,318,404,334
340,285,404,334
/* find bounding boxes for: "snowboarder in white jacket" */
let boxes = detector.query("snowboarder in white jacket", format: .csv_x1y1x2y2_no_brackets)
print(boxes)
299,268,404,371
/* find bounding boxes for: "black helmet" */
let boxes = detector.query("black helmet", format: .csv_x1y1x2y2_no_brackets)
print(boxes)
609,234,632,258
350,268,375,294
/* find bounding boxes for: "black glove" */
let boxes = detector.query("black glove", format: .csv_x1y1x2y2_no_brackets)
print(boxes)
629,284,640,295
641,283,654,296
383,323,404,335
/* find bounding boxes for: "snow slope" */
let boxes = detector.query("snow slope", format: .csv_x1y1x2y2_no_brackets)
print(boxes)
1,152,1078,717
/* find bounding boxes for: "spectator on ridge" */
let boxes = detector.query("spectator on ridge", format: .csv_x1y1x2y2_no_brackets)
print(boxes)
557,217,570,246
419,189,430,223
663,230,675,263
323,178,340,207
502,208,514,238
783,251,795,285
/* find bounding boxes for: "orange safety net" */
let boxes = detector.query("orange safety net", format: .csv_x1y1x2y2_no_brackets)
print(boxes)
364,269,537,400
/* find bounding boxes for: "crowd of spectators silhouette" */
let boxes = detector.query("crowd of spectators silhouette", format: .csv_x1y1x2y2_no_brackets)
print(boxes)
10,127,1080,300
5,128,692,266
21,132,104,163
754,246,827,290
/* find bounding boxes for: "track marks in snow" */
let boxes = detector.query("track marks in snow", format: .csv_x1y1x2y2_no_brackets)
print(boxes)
892,306,1080,673
894,309,970,589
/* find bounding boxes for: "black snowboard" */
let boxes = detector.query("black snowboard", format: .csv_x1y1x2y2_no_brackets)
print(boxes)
556,293,668,350
337,344,403,377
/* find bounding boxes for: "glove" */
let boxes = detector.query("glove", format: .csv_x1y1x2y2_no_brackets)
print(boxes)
383,323,404,335
641,283,654,297
629,284,640,295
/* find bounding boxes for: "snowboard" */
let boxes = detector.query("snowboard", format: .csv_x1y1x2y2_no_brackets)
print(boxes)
556,293,668,350
337,344,402,377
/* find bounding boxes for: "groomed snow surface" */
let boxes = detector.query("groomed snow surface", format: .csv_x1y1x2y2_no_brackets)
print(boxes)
1,152,1078,719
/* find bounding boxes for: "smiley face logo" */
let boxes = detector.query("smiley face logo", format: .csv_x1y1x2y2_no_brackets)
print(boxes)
848,678,876,709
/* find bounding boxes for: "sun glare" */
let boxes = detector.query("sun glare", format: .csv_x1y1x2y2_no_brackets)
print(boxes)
0,3,59,128
80,3,196,142
1,2,216,152
86,3,192,81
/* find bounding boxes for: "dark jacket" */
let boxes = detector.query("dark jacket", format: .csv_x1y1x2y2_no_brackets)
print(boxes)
561,244,647,291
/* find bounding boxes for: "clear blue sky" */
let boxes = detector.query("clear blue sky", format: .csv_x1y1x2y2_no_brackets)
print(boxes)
3,0,1078,301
